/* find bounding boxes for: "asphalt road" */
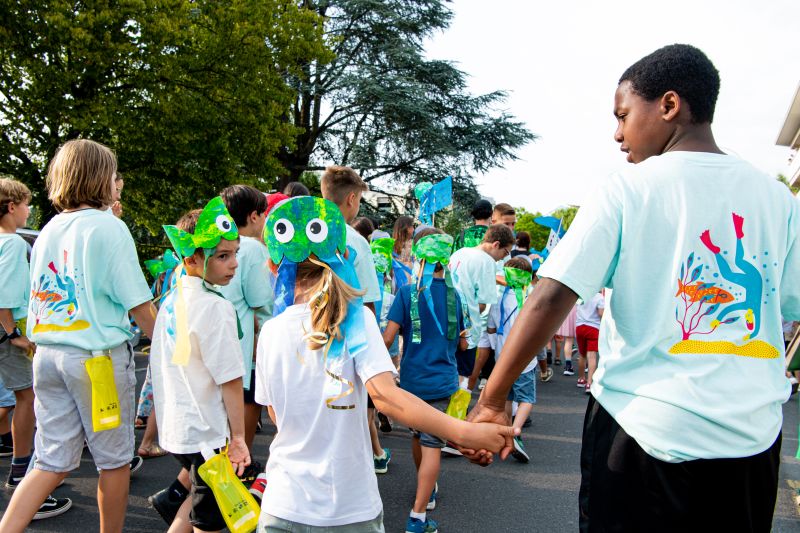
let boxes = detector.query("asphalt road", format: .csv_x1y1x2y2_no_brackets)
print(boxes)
1,352,799,532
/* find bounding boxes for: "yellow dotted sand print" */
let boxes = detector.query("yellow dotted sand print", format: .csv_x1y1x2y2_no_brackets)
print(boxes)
669,339,779,359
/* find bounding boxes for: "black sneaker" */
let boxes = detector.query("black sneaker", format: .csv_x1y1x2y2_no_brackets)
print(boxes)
377,412,392,433
32,495,72,520
149,487,185,526
0,444,13,457
5,463,27,489
238,460,262,485
522,416,532,428
511,437,530,463
130,455,144,475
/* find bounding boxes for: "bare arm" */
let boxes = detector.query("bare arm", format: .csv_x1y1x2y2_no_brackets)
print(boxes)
366,372,517,457
382,320,400,349
129,301,157,340
220,377,250,475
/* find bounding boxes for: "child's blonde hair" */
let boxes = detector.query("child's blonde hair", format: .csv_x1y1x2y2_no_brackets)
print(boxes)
296,258,364,351
46,139,116,212
0,177,31,218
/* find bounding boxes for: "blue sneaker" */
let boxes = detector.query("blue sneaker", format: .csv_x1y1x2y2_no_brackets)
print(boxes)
405,516,438,533
373,448,391,474
426,482,438,510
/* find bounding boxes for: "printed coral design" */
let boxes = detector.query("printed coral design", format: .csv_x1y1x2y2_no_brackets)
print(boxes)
669,213,778,359
29,250,90,333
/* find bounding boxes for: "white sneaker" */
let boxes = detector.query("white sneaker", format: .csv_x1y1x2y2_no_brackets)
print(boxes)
477,378,487,391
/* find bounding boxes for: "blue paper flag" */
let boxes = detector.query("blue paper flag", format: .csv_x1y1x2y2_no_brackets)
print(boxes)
533,216,565,236
419,176,453,223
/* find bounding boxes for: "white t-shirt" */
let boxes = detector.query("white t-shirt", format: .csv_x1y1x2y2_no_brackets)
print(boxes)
150,276,245,454
538,151,800,463
576,293,605,329
488,287,537,374
346,225,381,304
449,247,498,348
255,305,396,527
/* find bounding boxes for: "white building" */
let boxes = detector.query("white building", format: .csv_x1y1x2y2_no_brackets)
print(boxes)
776,83,800,196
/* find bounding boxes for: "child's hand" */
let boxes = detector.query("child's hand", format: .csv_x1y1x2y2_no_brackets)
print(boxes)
457,421,519,461
10,335,34,355
227,436,251,477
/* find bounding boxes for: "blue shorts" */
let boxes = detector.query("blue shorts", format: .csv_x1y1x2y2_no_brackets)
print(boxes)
507,368,537,405
412,397,451,448
0,375,15,408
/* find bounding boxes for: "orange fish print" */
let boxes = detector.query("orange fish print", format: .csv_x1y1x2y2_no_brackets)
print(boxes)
676,280,734,304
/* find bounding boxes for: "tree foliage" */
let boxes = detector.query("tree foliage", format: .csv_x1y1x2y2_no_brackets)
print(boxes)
279,0,535,193
0,0,329,232
515,205,579,251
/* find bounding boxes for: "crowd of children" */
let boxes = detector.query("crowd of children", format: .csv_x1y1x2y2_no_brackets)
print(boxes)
0,43,798,533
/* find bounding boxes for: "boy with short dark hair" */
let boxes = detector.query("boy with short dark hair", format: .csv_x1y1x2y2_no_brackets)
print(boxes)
472,44,800,531
453,198,493,251
219,184,273,454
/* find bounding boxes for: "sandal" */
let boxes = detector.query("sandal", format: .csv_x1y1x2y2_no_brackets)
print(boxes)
134,416,148,429
137,444,168,459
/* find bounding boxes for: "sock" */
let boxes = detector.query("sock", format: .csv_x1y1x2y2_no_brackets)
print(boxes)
168,479,189,501
410,510,426,521
0,431,12,446
374,450,386,460
11,454,31,467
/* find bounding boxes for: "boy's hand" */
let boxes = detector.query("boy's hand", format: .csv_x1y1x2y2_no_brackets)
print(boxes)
10,335,34,354
227,436,251,477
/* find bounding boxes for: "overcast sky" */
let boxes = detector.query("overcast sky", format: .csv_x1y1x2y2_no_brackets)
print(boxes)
423,0,800,214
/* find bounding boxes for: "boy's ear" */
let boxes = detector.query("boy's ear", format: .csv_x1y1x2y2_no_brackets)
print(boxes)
660,90,681,122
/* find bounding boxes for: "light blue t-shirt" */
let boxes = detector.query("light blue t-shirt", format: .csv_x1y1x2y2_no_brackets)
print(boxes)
27,209,152,351
538,152,800,462
219,235,274,390
346,225,381,304
449,246,498,348
0,233,29,320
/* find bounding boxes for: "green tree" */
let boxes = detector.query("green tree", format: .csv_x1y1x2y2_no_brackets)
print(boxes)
515,205,579,252
777,173,800,195
0,0,329,232
278,0,535,193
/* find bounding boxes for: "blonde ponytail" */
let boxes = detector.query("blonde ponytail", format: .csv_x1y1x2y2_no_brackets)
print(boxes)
295,258,364,351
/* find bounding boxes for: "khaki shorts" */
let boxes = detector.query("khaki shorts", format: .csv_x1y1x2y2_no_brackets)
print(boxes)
0,340,33,391
258,511,384,533
33,343,136,472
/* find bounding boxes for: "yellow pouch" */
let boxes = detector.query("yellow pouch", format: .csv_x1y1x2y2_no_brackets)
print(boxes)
85,354,121,432
197,447,260,533
445,387,472,421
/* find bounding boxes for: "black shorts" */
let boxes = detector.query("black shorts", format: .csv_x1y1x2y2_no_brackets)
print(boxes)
243,368,259,405
580,396,781,533
173,452,226,532
455,347,477,377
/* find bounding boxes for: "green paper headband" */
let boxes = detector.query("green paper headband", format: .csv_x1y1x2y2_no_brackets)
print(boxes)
265,196,346,266
504,266,533,311
163,197,238,259
412,234,454,265
144,249,180,278
371,237,395,274
504,266,532,289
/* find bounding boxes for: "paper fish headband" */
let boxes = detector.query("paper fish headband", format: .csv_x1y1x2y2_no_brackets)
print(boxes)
503,266,533,311
144,250,180,278
163,197,238,259
370,238,395,274
409,233,457,344
265,196,367,409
